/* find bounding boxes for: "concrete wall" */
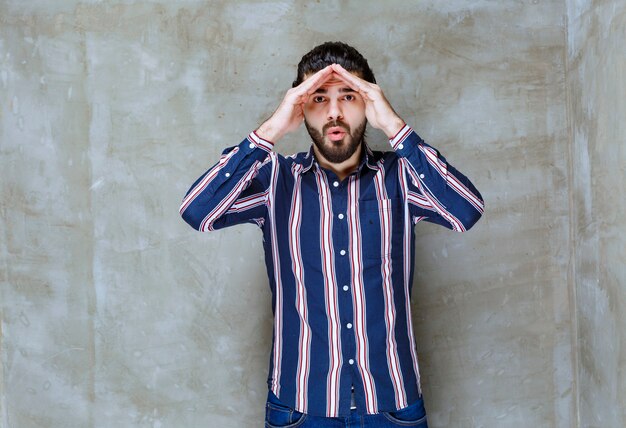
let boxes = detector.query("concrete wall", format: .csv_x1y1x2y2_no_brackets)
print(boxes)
566,1,626,426
0,0,618,427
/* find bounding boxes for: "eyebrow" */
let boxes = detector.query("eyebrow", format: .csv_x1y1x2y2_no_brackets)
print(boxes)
313,86,356,94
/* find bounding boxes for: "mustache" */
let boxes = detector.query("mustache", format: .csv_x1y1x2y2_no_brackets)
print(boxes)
322,120,350,134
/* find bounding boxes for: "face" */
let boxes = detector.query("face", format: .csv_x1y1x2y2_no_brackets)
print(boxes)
303,74,367,165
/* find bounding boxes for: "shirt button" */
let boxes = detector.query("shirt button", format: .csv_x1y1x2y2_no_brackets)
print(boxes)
398,144,404,150
346,323,353,329
343,285,349,291
249,143,255,149
349,359,354,365
333,181,339,187
225,172,231,178
338,213,345,220
419,173,425,179
340,250,346,256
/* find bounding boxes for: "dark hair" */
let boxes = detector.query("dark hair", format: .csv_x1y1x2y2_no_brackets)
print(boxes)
292,41,376,87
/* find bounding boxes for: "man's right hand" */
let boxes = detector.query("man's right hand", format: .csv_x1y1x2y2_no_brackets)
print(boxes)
256,65,335,143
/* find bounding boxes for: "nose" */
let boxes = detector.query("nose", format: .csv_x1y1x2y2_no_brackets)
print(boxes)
327,98,343,121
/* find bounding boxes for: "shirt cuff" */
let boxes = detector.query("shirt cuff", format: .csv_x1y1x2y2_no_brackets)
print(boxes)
248,131,275,154
389,124,413,151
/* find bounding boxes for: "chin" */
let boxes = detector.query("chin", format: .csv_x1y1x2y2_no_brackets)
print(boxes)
326,139,346,147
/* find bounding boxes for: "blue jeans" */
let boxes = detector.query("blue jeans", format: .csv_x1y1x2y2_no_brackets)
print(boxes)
264,391,428,428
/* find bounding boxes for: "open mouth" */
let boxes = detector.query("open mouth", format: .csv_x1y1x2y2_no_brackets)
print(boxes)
326,126,347,142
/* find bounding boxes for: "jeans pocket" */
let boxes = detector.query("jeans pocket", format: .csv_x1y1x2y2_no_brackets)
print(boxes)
265,391,306,428
382,397,428,427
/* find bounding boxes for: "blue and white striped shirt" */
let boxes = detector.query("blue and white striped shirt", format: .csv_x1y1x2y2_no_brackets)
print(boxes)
180,125,484,417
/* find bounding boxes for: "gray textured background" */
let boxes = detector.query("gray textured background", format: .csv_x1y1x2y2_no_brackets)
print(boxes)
1,0,624,427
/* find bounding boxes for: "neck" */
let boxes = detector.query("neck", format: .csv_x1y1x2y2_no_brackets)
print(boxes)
313,143,363,182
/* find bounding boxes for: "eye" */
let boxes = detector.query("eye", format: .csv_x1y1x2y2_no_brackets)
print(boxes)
344,94,355,101
313,95,325,103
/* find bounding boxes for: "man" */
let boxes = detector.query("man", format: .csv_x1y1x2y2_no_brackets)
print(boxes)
180,41,483,427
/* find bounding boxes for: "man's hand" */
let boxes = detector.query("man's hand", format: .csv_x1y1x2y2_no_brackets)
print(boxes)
256,65,335,143
331,64,405,139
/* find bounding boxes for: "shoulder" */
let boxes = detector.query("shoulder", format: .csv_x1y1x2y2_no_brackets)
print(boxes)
257,148,313,178
282,150,312,163
276,148,314,169
366,145,400,168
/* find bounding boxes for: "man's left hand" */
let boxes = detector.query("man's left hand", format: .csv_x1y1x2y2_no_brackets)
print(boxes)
331,64,405,139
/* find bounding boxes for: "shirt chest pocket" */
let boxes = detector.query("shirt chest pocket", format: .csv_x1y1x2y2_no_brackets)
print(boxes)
357,198,404,261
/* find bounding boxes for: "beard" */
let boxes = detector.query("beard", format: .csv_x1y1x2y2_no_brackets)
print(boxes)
305,118,367,164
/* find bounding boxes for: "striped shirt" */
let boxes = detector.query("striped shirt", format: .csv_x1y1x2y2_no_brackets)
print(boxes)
180,125,484,417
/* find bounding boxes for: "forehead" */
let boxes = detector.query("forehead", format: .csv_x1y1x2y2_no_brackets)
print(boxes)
303,70,363,86
322,76,348,86
308,75,359,94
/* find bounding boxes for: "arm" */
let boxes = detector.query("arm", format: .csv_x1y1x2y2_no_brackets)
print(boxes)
332,64,484,231
179,133,273,231
391,125,484,232
180,65,337,231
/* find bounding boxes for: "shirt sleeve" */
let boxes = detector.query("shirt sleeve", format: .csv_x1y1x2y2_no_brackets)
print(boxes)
391,124,484,232
179,131,274,231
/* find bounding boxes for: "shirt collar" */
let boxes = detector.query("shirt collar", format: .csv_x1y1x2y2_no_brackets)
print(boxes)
299,143,379,175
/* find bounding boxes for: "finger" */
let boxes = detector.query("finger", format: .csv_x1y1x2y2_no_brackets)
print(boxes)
330,64,369,91
331,71,364,94
296,65,334,94
329,71,376,104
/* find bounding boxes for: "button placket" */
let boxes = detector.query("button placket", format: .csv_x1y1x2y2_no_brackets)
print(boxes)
327,173,358,388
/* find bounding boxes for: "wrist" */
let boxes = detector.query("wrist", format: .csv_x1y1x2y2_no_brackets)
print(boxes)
256,120,283,143
382,118,406,139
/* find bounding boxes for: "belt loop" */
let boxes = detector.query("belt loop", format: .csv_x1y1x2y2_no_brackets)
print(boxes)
350,386,357,410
